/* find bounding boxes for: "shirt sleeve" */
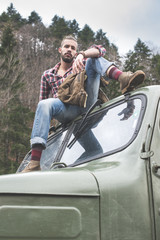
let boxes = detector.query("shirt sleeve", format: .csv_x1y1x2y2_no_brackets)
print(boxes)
90,44,106,57
39,73,51,100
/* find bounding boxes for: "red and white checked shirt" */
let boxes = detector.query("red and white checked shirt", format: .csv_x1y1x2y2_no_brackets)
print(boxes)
39,45,106,100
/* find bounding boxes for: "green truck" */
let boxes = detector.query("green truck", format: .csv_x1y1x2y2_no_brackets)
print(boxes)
0,85,160,240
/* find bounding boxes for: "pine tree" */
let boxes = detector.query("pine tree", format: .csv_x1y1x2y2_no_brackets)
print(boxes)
0,23,16,55
0,24,33,174
68,19,79,36
0,98,33,174
0,12,9,24
151,54,160,84
124,38,151,72
95,29,109,47
0,3,26,28
7,3,26,27
123,38,152,85
50,15,71,39
78,24,95,46
0,24,22,94
28,11,42,24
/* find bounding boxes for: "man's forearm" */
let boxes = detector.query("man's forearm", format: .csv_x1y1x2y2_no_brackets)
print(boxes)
83,48,100,58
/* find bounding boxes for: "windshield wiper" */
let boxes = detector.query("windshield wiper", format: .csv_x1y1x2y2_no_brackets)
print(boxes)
67,99,102,149
49,122,75,170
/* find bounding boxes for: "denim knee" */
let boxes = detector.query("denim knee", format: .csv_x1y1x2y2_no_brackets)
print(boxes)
86,57,114,76
37,99,51,111
37,99,54,118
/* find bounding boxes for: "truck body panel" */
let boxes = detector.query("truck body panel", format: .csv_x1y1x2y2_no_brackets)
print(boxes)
0,86,160,239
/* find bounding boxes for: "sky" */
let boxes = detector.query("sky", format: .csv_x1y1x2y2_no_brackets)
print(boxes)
0,0,160,56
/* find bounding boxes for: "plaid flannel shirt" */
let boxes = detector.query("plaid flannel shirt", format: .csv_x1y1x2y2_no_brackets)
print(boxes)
39,45,106,100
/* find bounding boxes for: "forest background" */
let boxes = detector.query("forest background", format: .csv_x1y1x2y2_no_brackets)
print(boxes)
0,3,160,174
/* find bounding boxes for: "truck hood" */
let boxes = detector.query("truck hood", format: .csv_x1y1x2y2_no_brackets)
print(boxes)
0,169,99,196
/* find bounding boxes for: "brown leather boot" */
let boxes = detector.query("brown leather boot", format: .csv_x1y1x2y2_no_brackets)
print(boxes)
21,160,40,173
118,70,145,94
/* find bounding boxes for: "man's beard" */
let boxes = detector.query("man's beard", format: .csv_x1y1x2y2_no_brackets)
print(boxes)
61,53,74,63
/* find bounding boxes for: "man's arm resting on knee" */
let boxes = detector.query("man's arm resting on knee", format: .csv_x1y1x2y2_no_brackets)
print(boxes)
73,45,106,74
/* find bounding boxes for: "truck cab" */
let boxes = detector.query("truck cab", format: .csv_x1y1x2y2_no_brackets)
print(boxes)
0,85,160,240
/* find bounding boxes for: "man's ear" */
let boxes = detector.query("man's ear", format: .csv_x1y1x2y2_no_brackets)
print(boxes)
58,47,62,54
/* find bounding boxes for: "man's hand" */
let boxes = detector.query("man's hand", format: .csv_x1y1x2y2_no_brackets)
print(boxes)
72,48,101,74
72,53,85,74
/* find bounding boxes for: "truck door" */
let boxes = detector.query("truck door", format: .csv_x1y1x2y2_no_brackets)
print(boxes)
149,99,160,240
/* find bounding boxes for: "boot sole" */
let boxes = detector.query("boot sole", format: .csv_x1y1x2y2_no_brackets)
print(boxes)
122,71,145,94
21,165,40,173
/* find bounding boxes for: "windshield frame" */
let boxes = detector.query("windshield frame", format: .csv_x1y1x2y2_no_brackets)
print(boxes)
50,93,147,167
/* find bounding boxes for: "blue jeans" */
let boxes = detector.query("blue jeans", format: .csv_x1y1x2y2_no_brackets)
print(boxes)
30,57,113,147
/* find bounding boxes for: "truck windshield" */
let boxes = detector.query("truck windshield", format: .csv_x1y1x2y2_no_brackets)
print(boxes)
59,98,143,166
17,96,145,172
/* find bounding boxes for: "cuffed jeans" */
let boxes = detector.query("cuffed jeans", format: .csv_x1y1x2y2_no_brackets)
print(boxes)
30,57,113,147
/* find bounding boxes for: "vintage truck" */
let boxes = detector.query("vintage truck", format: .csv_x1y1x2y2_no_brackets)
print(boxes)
0,85,160,240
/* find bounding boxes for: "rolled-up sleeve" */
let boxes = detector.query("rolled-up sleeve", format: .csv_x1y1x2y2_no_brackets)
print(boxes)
90,44,106,57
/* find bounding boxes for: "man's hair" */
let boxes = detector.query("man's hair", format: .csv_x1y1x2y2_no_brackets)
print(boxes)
61,35,78,47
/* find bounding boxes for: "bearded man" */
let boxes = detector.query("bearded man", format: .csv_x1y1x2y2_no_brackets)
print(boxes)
22,35,145,172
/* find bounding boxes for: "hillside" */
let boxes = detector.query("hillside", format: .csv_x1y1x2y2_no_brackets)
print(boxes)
0,3,160,174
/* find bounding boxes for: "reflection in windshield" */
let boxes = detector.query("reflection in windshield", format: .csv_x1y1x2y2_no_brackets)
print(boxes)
17,130,67,172
60,99,142,165
40,131,67,170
